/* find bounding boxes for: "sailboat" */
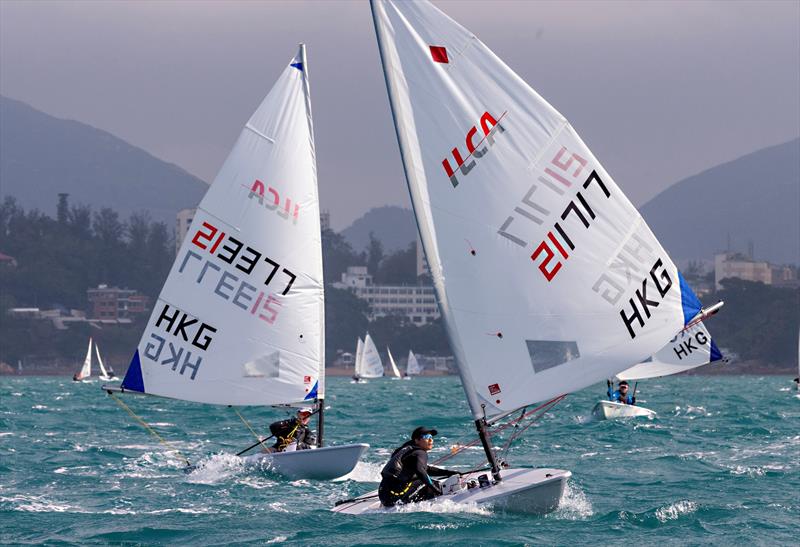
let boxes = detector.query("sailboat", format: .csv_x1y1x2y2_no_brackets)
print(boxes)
95,341,118,382
107,45,367,481
334,0,716,514
593,321,725,420
72,338,93,382
387,347,402,379
404,350,421,378
358,333,385,379
351,337,366,383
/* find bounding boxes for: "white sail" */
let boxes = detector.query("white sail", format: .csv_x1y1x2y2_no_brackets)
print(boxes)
406,350,422,375
354,337,365,377
121,46,324,406
95,342,111,379
616,321,724,381
371,0,704,419
387,347,402,378
76,338,93,379
360,333,385,378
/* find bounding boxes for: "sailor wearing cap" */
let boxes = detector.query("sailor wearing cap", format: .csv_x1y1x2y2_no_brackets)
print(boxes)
378,426,458,507
266,407,316,452
607,380,636,405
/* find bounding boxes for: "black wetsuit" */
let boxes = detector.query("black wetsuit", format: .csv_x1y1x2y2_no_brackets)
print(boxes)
378,441,457,507
269,418,315,451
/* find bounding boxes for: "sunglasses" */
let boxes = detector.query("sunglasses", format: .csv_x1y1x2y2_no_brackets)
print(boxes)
420,434,434,440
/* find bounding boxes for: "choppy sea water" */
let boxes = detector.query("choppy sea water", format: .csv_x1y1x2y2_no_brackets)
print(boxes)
1,375,798,545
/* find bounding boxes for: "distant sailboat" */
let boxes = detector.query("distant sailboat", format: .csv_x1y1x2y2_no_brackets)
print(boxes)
335,0,713,515
351,337,366,383
359,333,385,379
594,320,725,420
404,350,421,378
95,342,118,382
107,45,367,480
73,338,93,382
387,347,402,379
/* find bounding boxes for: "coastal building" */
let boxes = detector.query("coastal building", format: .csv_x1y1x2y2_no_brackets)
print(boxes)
333,266,440,325
87,284,150,320
714,252,772,290
175,208,196,252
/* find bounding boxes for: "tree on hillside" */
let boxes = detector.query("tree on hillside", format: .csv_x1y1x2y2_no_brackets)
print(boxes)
713,279,799,365
365,232,384,276
375,243,417,285
324,286,370,364
322,228,362,282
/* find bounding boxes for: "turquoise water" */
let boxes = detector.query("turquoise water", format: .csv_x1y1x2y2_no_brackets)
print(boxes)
1,375,798,545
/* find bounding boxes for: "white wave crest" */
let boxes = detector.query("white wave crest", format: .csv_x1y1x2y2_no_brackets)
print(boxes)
550,481,593,520
388,498,492,515
335,461,382,483
185,452,245,484
655,500,698,523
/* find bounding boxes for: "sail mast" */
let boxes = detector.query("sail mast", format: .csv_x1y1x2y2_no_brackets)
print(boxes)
297,42,325,446
369,0,501,478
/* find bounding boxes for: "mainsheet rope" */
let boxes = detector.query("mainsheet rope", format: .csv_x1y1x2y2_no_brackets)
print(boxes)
108,391,191,467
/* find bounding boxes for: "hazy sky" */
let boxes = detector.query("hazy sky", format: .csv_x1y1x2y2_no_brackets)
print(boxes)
1,0,798,230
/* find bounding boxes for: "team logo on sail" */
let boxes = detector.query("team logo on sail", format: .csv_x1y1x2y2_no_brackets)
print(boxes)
441,111,506,188
248,179,300,224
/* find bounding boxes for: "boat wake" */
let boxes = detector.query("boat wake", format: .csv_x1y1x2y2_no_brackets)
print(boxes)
185,453,245,484
334,461,382,483
548,480,593,520
384,498,492,515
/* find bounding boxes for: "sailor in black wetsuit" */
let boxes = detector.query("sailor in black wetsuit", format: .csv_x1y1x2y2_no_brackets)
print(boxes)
266,407,315,452
378,426,458,507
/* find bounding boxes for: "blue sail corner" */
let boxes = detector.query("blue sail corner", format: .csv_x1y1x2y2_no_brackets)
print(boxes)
710,339,723,362
304,381,318,400
121,350,145,393
290,62,303,72
678,271,702,326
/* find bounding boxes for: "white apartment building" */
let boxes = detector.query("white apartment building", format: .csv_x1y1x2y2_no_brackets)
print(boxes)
333,266,440,325
714,252,772,290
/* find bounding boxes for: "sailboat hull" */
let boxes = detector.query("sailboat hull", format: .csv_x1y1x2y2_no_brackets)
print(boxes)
331,467,570,515
244,443,369,480
592,400,656,420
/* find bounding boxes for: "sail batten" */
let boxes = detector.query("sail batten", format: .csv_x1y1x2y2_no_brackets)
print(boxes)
371,0,702,419
121,46,324,407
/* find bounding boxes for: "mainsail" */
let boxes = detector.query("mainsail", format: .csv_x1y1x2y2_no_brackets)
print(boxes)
360,333,385,378
371,0,704,420
406,350,422,375
387,347,402,378
354,337,365,377
121,46,324,407
95,342,111,379
616,321,724,381
77,338,93,380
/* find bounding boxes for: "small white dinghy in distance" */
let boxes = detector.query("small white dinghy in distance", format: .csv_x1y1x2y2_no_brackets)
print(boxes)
592,400,655,420
244,443,369,480
333,467,570,515
594,320,726,419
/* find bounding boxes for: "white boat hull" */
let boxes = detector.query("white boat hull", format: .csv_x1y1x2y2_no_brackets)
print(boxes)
244,443,369,480
332,467,570,515
592,400,656,420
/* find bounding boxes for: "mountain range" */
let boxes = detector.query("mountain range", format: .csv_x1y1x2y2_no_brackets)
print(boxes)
1,97,797,264
0,96,207,227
